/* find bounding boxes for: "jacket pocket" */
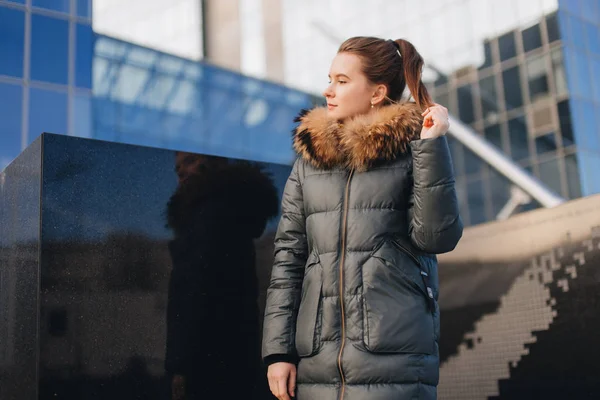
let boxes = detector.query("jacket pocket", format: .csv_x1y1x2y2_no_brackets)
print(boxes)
361,239,435,354
295,253,323,357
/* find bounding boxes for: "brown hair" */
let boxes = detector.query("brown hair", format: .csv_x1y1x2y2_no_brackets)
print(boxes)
338,36,433,110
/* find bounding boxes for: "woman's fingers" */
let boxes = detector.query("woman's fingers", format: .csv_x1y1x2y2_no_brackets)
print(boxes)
278,379,291,400
288,366,297,397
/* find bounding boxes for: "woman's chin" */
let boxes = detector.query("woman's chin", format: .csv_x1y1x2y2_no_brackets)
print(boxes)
327,108,341,119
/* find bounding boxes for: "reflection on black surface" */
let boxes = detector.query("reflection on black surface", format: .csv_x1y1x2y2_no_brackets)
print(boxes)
165,152,278,399
32,135,288,399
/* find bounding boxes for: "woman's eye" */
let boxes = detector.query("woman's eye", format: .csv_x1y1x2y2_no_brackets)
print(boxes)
338,80,346,84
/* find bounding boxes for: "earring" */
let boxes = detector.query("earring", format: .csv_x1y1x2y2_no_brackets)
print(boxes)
371,102,374,108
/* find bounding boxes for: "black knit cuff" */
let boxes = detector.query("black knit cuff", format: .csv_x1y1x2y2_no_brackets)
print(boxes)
263,354,299,366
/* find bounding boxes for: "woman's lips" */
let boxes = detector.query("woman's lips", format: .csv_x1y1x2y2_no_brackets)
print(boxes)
327,104,337,110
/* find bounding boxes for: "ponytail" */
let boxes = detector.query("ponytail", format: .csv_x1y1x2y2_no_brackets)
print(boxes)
393,39,433,111
338,36,433,110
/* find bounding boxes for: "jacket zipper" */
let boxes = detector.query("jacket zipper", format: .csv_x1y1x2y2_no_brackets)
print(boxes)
390,238,435,312
337,168,354,400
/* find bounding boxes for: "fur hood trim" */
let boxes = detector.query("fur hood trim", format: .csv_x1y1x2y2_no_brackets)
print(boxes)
292,102,423,171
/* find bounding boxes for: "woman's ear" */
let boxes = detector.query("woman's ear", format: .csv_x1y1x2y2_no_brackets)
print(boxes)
371,84,388,107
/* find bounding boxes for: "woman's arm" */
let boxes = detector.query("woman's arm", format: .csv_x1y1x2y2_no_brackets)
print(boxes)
407,135,463,254
262,158,307,362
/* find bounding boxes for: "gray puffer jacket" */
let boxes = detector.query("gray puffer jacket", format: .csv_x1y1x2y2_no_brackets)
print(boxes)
262,102,463,400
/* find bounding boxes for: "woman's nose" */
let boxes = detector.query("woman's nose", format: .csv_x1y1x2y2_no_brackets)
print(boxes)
323,84,334,99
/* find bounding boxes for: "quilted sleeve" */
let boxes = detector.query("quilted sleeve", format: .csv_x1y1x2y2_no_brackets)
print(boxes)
262,158,307,361
407,136,463,254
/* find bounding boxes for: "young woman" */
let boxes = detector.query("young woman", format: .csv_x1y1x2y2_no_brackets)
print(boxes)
262,36,463,400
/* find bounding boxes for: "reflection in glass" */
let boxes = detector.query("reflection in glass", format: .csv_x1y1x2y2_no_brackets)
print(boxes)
457,84,475,124
499,31,517,61
522,23,542,53
31,14,69,84
564,154,582,198
503,66,523,110
538,156,563,196
0,6,25,78
526,54,549,102
508,116,530,161
535,132,558,155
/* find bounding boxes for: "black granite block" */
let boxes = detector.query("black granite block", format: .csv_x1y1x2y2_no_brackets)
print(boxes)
2,134,289,400
0,137,42,400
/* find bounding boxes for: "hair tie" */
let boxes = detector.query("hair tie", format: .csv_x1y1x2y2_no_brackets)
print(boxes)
388,40,402,58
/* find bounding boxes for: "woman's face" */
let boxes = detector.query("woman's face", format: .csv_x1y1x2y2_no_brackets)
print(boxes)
323,52,376,121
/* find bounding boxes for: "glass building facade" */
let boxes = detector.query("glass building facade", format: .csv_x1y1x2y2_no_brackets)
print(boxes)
280,0,600,226
0,0,93,171
92,35,317,165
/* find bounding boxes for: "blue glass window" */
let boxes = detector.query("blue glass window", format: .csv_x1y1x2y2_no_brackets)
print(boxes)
484,124,503,150
557,100,575,147
28,88,68,143
503,66,523,110
538,157,563,196
559,0,579,14
579,100,599,151
0,82,23,169
32,0,69,13
590,57,600,103
567,14,585,50
77,0,91,18
580,152,600,195
72,94,92,138
564,154,582,198
508,116,530,161
535,132,558,155
31,14,69,85
0,7,25,78
457,84,475,124
75,23,93,88
546,13,560,43
499,31,517,61
584,22,600,55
